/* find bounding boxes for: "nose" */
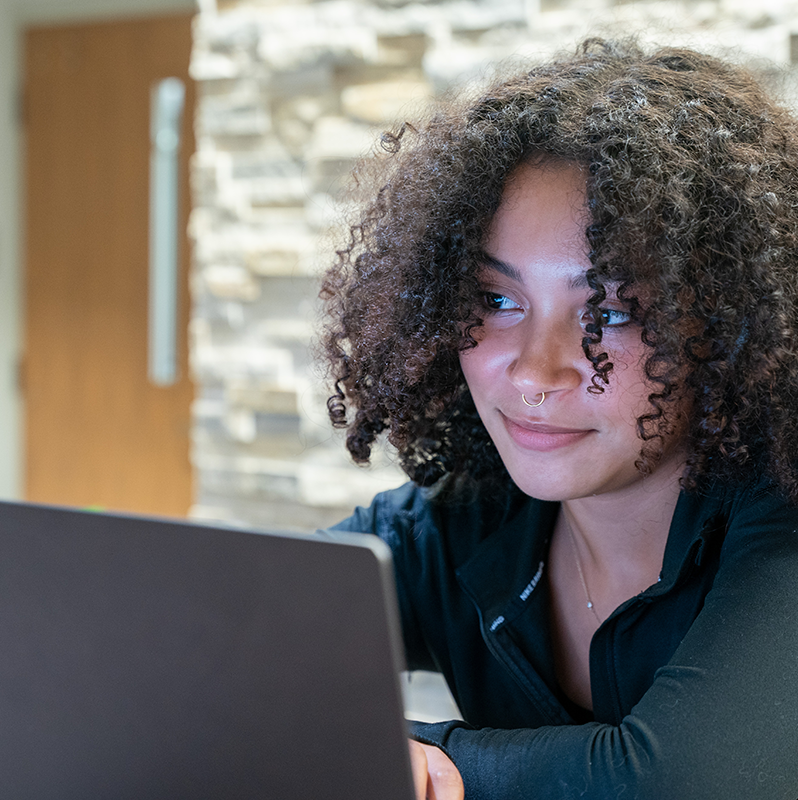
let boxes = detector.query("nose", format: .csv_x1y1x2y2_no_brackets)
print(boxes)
507,316,583,399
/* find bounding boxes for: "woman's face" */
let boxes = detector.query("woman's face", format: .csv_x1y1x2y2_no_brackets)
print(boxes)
459,161,685,502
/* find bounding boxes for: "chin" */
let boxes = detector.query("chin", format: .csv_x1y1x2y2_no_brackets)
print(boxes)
504,463,633,503
504,471,576,502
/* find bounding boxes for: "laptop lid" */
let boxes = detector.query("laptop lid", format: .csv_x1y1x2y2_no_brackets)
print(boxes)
0,501,415,799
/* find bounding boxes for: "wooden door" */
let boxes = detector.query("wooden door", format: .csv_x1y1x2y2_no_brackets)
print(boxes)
23,14,195,517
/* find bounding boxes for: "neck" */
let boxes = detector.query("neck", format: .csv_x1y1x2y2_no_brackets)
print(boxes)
560,452,685,576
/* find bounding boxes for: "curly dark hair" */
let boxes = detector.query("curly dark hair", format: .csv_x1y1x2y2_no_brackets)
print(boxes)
319,38,798,499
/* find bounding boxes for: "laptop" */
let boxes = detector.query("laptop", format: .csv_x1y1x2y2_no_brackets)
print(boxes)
0,500,416,799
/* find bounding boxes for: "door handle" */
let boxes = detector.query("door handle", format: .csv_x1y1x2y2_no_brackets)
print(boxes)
148,77,185,386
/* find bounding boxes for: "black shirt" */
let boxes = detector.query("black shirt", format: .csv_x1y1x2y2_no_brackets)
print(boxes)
333,474,798,799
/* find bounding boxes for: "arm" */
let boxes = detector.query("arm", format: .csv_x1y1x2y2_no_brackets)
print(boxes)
332,482,445,673
335,485,467,798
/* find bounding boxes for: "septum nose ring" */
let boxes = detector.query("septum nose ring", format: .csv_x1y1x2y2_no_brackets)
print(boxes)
522,392,545,408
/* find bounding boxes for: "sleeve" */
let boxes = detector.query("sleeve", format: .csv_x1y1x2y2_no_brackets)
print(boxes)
409,484,798,800
331,482,440,672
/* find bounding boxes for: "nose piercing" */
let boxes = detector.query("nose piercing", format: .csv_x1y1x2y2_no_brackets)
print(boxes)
522,392,545,407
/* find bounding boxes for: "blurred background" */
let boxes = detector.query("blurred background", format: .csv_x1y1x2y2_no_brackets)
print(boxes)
3,0,798,530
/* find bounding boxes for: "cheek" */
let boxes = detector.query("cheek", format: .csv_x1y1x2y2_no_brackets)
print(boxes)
458,350,482,397
600,350,653,424
459,340,509,387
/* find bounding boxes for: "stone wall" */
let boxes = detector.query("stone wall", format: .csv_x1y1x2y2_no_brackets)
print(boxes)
189,0,798,531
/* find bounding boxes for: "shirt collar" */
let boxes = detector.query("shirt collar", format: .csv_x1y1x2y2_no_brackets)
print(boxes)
455,483,731,617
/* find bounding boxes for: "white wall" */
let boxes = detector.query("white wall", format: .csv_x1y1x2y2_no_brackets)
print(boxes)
0,0,22,499
0,0,196,500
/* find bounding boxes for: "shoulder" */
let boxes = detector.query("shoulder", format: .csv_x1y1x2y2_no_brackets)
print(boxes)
331,479,534,562
695,471,798,570
682,470,798,530
723,472,798,532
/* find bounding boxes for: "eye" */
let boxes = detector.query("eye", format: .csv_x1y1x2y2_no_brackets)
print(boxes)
581,306,633,329
599,307,633,327
482,292,521,312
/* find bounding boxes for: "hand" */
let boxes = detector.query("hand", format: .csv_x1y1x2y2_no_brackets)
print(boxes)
408,739,464,800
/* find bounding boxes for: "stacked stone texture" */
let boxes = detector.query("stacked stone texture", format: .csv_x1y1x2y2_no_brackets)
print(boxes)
189,0,798,530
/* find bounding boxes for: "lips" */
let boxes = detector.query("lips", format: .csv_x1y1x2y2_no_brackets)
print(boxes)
501,413,593,452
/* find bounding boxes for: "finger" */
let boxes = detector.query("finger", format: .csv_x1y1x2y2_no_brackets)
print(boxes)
408,739,430,800
409,741,464,800
424,744,464,800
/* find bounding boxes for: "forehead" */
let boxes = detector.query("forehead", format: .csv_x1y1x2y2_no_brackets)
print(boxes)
501,159,587,205
484,161,591,280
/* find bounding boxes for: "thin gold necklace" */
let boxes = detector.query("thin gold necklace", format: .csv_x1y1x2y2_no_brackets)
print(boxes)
565,519,603,625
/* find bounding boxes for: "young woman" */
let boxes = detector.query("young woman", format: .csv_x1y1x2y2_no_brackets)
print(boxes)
321,39,798,799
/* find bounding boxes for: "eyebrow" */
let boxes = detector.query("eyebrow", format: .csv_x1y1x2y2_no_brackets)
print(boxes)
478,251,592,290
478,252,522,281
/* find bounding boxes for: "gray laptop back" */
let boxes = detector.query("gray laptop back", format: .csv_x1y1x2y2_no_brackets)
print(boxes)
0,501,415,799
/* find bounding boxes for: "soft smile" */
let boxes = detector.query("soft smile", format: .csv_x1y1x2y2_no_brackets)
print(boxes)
501,413,594,452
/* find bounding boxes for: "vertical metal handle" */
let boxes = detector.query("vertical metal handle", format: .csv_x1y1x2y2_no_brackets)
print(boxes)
149,77,185,386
